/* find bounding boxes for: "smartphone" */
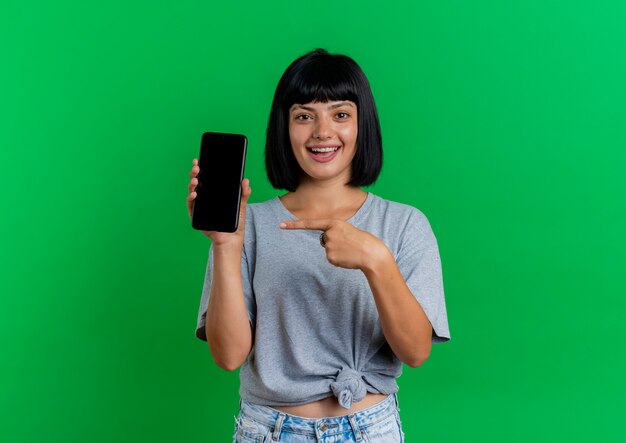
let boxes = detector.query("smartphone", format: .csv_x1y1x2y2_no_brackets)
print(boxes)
192,132,247,232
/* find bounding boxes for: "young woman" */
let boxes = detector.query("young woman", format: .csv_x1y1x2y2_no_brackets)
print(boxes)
187,48,450,442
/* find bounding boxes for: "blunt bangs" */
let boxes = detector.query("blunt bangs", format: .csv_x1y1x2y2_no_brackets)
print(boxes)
265,48,383,192
281,57,360,109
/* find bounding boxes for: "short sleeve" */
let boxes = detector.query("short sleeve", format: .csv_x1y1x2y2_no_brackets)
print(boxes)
194,244,257,342
396,209,451,343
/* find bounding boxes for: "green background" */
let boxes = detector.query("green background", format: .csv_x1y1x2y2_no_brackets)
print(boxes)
2,0,625,441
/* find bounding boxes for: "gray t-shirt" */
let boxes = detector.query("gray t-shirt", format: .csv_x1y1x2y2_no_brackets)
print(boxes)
195,192,450,409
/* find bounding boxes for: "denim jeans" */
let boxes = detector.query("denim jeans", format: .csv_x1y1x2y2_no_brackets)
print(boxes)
233,394,405,442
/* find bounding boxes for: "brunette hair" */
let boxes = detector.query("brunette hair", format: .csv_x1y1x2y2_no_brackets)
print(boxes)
265,48,383,191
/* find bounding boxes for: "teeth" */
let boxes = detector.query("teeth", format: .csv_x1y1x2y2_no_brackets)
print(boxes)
310,147,339,153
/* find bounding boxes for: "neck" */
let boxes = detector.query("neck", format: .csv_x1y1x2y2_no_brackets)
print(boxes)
282,174,367,213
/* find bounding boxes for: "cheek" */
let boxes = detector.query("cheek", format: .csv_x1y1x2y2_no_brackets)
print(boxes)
288,131,300,154
289,125,307,146
340,125,358,146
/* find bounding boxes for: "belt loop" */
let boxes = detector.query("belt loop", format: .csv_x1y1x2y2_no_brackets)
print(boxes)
272,412,286,441
394,392,400,411
348,413,363,442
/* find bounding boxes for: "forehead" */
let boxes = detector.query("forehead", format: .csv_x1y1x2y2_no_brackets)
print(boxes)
289,100,356,112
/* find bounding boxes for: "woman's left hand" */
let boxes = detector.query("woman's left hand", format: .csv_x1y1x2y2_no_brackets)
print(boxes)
279,219,391,271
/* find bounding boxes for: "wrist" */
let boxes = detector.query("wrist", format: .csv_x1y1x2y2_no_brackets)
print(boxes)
212,241,243,257
361,240,393,276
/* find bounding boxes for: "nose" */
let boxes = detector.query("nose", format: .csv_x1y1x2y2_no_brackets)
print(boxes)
313,116,333,140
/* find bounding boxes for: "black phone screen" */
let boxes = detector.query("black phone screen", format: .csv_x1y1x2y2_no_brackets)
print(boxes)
192,132,247,232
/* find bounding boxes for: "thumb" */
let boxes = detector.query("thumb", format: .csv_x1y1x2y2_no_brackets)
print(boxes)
239,178,252,217
236,179,252,233
241,178,251,205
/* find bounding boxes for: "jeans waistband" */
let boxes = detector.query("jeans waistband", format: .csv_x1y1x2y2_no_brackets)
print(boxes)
238,393,399,440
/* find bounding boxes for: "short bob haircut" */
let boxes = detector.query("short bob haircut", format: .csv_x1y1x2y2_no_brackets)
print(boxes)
265,48,383,192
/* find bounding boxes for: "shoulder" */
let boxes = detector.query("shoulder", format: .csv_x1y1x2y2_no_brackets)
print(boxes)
242,197,280,244
245,197,279,220
236,201,276,276
247,197,278,211
367,194,441,260
368,193,432,232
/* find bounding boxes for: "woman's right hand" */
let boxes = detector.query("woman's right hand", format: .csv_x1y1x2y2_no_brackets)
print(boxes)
187,158,252,248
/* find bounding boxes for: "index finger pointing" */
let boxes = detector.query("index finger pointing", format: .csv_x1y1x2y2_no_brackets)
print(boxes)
279,219,333,231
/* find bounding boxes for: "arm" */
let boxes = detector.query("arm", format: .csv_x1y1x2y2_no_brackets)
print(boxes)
205,244,253,371
278,211,448,367
187,159,254,372
361,248,432,368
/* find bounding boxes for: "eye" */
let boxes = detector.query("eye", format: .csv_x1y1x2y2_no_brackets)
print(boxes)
295,114,312,121
336,112,350,119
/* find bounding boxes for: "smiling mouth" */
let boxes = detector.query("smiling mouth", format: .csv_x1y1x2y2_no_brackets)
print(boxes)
306,146,341,154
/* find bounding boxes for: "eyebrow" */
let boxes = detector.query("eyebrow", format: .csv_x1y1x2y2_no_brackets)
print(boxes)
291,102,355,112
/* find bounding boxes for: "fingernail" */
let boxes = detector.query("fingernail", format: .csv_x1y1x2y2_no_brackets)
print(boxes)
279,222,287,229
